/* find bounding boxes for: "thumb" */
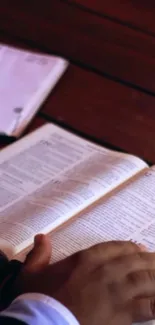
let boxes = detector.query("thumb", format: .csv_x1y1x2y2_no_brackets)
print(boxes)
132,298,155,323
24,234,51,273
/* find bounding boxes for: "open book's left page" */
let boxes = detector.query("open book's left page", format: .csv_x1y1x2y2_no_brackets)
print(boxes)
0,123,147,258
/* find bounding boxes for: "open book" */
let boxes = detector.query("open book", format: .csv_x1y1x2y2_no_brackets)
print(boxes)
1,122,155,258
0,44,68,137
0,123,155,324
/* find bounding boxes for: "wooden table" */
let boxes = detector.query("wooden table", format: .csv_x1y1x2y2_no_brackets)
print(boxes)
1,1,155,164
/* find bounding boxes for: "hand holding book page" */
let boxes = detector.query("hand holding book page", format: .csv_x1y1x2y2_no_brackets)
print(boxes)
8,238,155,325
0,124,147,258
0,124,154,325
51,169,155,325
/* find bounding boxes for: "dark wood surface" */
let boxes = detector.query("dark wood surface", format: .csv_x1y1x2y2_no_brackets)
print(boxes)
40,65,155,163
1,1,155,93
68,0,155,36
1,1,155,165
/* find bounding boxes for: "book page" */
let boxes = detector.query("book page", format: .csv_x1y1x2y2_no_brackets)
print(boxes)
0,123,147,257
52,166,155,261
51,168,155,325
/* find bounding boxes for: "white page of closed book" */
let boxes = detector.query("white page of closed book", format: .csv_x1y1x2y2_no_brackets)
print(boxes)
0,44,68,136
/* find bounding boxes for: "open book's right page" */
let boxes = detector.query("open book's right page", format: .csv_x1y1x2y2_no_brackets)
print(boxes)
52,167,155,325
52,166,155,260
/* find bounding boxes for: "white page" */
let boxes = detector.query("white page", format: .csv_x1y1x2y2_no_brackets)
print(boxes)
51,168,155,325
0,123,147,257
52,167,155,261
0,44,68,136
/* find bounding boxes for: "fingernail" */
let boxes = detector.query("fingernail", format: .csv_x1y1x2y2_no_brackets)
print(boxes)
35,234,44,244
138,244,148,251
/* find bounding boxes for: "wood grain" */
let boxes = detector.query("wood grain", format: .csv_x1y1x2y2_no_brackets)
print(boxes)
41,65,155,163
1,1,155,93
68,0,155,36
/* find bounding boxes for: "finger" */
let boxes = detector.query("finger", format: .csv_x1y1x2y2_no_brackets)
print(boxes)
138,244,148,251
24,234,51,272
104,251,155,281
120,270,155,303
78,241,144,266
111,309,132,325
132,298,155,322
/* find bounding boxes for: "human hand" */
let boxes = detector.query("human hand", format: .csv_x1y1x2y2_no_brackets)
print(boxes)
11,235,155,325
0,250,8,274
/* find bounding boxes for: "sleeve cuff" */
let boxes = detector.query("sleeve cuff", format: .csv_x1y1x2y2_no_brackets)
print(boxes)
1,293,79,325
